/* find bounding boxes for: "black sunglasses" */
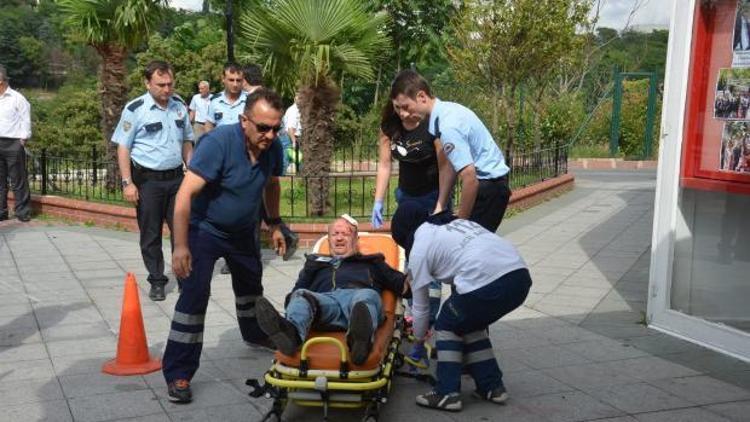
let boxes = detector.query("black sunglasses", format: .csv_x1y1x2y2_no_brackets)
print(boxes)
246,117,283,134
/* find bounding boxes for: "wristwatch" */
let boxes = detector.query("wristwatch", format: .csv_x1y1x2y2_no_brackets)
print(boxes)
121,178,131,187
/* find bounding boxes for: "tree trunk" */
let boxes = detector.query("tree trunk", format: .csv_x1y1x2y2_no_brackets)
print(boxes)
298,78,340,216
95,44,129,192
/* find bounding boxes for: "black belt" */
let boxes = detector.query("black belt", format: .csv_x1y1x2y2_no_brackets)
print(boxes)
480,174,508,183
131,162,183,181
0,137,19,141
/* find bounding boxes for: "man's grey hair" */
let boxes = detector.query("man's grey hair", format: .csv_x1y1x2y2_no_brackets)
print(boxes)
198,80,209,88
0,64,7,82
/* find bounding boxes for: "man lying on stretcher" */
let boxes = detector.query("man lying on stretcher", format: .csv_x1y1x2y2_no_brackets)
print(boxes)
255,216,409,365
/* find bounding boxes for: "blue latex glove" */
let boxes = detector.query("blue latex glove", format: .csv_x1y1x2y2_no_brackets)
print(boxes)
371,200,384,228
406,342,429,370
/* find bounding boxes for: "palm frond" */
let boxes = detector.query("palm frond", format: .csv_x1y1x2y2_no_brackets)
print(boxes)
56,0,166,48
238,0,390,95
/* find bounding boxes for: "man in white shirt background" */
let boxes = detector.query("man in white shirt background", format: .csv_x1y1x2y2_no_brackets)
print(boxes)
0,64,32,222
188,80,211,140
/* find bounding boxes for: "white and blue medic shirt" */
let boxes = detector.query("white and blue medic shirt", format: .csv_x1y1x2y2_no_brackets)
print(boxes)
112,93,194,170
428,99,510,179
206,91,248,127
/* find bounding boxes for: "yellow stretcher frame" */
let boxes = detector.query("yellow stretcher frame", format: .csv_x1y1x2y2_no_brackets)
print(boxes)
247,232,407,422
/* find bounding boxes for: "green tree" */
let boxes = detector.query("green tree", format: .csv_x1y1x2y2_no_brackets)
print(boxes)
56,0,167,189
128,18,226,100
447,0,591,155
239,0,389,215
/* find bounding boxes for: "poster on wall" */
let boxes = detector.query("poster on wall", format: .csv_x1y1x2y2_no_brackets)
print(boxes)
719,122,750,173
714,68,750,119
732,0,750,66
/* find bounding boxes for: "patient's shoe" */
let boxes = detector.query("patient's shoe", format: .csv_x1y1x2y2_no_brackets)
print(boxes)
255,297,301,356
347,302,374,365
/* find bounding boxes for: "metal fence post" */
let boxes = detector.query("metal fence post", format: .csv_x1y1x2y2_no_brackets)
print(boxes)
644,72,658,158
91,145,98,185
41,149,47,195
609,70,623,156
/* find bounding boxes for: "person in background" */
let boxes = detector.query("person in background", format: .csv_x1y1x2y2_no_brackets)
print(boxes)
112,60,194,301
205,63,246,131
188,80,211,140
0,64,32,223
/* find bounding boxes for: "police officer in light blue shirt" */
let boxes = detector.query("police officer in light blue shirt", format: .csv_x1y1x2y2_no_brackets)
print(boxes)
205,63,247,131
389,70,512,233
112,60,194,301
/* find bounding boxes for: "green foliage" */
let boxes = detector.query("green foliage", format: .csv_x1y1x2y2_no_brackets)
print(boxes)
128,19,226,99
239,0,391,96
447,0,592,152
25,80,102,156
56,0,168,49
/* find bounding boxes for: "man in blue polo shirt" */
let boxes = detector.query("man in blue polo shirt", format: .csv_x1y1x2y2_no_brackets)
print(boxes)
204,63,247,131
389,70,511,233
162,88,287,403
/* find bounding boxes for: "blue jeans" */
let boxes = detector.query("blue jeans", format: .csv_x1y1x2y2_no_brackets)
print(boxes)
277,133,292,175
285,288,383,340
395,188,442,324
434,269,532,395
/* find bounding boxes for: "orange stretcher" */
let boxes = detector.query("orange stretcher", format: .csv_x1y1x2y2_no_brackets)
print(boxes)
247,233,407,422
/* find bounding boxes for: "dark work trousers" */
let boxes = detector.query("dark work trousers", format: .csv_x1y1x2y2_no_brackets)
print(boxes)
469,175,511,233
0,138,31,219
132,166,182,287
162,225,265,383
434,268,531,395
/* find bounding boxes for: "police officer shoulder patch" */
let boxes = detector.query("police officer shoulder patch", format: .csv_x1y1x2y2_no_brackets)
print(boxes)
123,121,132,132
127,98,145,112
171,95,186,105
443,142,455,155
210,93,222,100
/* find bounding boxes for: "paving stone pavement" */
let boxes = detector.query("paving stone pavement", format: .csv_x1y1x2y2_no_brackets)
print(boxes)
0,169,748,422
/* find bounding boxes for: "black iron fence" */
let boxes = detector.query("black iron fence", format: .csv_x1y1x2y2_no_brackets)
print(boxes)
25,143,568,221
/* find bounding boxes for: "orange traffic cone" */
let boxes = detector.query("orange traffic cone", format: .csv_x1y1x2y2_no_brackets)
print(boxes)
102,273,161,375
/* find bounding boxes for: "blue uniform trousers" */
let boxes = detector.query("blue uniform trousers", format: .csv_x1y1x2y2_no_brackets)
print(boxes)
434,269,531,395
395,188,442,324
162,224,265,383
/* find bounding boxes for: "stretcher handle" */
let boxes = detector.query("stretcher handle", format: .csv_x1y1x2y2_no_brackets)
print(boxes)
300,336,348,363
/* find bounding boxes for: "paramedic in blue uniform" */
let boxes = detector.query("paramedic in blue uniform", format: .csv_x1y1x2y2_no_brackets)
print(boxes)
162,88,287,404
392,202,532,412
112,60,194,302
389,69,512,232
204,63,247,132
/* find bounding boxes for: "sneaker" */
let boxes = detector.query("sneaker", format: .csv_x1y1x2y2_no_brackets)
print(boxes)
167,379,192,403
283,230,299,261
149,284,166,301
473,385,508,404
347,302,373,366
255,297,301,356
415,391,462,411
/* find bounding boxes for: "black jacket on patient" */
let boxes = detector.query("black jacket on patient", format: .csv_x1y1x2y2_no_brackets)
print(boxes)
292,253,406,297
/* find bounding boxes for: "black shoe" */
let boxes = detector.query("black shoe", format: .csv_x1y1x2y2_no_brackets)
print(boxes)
149,284,166,301
16,214,30,222
347,302,373,366
167,379,192,403
416,391,462,411
220,263,230,274
283,231,299,261
255,297,301,356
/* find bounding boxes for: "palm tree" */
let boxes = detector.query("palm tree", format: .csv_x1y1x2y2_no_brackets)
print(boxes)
240,0,389,216
56,0,166,190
